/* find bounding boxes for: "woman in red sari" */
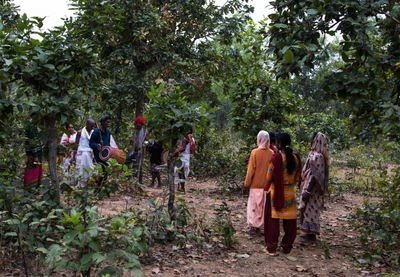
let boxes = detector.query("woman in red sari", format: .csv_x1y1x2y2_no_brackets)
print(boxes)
24,112,43,188
264,132,301,255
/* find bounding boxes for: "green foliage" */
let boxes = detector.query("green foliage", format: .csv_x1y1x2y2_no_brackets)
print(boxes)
354,167,400,265
193,127,247,181
146,84,209,149
265,0,400,139
211,202,236,248
68,0,254,136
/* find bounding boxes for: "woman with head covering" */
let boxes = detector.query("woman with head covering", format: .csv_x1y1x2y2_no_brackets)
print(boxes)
244,131,274,235
264,132,302,255
298,132,330,241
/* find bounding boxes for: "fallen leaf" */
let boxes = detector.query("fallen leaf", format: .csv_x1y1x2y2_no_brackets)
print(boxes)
236,253,250,258
152,267,160,274
286,256,297,261
296,265,307,272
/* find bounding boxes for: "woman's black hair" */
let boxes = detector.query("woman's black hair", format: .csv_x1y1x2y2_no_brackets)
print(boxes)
277,132,296,174
100,115,111,125
268,131,275,144
64,122,71,130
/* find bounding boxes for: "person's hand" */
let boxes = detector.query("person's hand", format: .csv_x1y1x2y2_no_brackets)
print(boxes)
97,144,102,150
301,190,311,202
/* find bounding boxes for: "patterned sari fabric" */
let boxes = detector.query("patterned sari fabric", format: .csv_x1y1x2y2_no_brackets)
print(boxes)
264,152,301,254
24,156,43,188
299,132,330,235
266,154,301,220
24,121,43,188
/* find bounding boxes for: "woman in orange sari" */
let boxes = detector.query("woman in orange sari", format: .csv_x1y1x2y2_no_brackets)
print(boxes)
244,131,274,234
264,132,301,255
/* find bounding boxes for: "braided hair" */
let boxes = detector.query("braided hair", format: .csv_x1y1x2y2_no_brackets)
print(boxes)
277,132,296,174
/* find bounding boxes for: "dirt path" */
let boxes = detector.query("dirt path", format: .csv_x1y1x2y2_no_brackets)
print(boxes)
100,178,389,277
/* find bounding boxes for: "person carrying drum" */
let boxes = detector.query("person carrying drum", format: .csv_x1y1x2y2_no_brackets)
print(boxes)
125,116,149,184
89,115,112,188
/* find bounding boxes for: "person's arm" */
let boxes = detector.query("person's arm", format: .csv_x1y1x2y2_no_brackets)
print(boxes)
265,161,274,191
89,129,101,150
244,151,255,187
301,176,316,202
71,131,81,163
60,133,68,147
179,139,189,152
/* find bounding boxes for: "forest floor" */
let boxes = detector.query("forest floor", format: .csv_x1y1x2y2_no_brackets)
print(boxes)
98,176,398,277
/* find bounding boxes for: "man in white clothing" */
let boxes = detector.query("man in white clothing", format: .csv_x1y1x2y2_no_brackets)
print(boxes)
74,119,96,188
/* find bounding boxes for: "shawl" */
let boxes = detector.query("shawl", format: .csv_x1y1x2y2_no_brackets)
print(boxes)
81,126,93,140
257,130,270,149
267,152,301,212
132,127,146,152
270,152,284,212
301,132,330,193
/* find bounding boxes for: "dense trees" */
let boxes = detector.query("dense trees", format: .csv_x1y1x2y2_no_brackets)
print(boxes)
264,0,400,140
1,0,400,275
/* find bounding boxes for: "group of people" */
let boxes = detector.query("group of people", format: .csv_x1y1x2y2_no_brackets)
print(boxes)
244,131,330,256
24,112,195,191
58,115,152,189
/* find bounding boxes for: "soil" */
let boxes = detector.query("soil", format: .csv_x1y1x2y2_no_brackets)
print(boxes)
98,177,395,277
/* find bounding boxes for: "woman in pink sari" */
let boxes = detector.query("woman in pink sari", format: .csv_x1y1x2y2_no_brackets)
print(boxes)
244,131,274,235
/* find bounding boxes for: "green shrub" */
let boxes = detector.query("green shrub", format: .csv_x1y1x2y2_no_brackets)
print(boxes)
353,166,400,265
211,202,236,248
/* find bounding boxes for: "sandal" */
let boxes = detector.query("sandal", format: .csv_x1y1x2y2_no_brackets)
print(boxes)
266,251,279,256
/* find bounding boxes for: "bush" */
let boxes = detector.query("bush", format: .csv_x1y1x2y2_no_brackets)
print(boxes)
354,166,400,265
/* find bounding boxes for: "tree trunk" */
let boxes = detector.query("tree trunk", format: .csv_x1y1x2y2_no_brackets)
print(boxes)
135,91,144,117
167,138,179,221
45,114,60,202
114,104,122,137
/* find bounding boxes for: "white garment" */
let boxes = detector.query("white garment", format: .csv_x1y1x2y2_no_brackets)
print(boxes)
247,189,266,228
174,142,191,185
110,135,118,148
76,127,94,187
77,127,92,152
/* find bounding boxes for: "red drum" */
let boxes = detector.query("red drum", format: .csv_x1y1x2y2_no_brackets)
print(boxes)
100,146,126,165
